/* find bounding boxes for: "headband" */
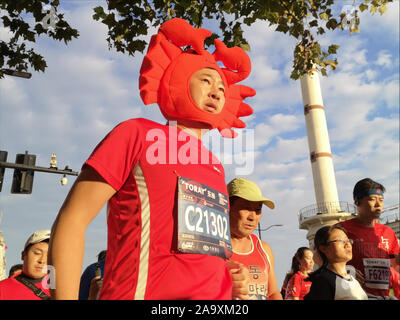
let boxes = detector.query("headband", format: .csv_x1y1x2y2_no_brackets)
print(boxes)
355,189,384,200
139,18,255,138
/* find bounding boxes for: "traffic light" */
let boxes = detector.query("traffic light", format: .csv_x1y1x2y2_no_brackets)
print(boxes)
11,152,36,194
0,151,7,192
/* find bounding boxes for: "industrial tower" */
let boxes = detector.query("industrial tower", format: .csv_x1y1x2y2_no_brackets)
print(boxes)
298,68,356,249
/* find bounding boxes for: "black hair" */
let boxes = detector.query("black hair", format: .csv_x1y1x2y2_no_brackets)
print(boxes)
229,196,240,208
308,225,348,281
353,178,385,204
97,250,107,262
286,247,312,282
8,264,23,278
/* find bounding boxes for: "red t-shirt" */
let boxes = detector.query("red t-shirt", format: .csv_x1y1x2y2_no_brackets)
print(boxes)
0,276,50,300
285,271,311,300
339,218,400,297
85,118,232,300
230,234,270,300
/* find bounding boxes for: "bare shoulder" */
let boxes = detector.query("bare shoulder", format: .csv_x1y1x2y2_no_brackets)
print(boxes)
260,240,274,257
259,239,276,270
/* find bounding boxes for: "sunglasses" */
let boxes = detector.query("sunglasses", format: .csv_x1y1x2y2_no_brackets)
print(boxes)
327,239,354,245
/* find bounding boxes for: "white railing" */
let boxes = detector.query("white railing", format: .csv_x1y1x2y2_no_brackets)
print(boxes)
298,201,357,222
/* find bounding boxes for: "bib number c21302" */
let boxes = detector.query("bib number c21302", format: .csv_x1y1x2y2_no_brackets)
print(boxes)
177,176,232,259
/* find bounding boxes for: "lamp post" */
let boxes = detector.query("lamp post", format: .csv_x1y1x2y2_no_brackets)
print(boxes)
1,69,32,79
257,224,283,240
0,151,79,193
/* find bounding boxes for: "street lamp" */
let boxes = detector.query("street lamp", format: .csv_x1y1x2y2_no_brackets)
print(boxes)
1,69,32,79
257,224,283,240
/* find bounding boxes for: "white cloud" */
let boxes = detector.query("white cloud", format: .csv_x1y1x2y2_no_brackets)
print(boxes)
249,55,281,87
253,113,303,148
380,78,399,109
375,50,392,68
264,137,308,163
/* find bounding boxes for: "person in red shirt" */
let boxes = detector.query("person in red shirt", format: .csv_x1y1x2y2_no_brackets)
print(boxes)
284,247,314,300
338,178,400,299
227,178,282,300
0,230,50,300
48,18,255,300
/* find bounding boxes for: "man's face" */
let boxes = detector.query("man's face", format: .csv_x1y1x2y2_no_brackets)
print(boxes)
189,68,225,114
357,194,384,221
22,242,48,279
229,197,263,238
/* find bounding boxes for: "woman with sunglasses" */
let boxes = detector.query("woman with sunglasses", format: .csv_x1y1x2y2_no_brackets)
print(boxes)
304,225,368,300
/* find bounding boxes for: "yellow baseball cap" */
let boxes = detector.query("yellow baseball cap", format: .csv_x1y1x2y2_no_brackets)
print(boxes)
227,178,275,209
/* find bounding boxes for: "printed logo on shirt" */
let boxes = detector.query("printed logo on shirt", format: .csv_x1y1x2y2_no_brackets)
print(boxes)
248,265,267,299
249,265,262,280
379,236,390,251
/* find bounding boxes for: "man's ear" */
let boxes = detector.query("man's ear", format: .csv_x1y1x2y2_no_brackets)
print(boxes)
21,250,25,262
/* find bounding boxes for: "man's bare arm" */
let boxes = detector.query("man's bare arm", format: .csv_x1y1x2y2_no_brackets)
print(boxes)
48,166,115,300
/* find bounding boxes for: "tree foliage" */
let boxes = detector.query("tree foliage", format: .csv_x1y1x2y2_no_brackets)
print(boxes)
0,0,78,78
0,0,392,79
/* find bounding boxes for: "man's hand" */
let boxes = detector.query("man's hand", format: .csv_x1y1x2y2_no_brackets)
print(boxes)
226,260,249,300
88,275,102,300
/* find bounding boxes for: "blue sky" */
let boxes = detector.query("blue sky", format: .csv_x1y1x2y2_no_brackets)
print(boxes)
0,0,398,289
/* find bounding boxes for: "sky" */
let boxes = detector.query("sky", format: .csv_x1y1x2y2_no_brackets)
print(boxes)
0,0,399,290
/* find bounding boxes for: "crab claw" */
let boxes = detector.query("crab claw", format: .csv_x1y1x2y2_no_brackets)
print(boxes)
160,18,211,53
213,39,251,85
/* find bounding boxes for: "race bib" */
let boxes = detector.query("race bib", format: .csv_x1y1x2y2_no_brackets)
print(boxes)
248,265,268,300
363,258,390,290
177,176,232,259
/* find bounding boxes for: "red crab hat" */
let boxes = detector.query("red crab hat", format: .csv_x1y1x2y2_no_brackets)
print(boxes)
139,18,255,138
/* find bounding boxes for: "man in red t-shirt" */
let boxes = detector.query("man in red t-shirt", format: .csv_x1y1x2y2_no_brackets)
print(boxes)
48,18,255,300
0,230,50,300
338,178,400,299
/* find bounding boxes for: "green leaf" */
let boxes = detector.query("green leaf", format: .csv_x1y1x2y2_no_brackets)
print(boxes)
327,44,339,54
178,0,192,9
359,4,369,12
93,6,106,20
275,24,289,33
319,12,329,20
326,18,338,30
239,43,250,51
